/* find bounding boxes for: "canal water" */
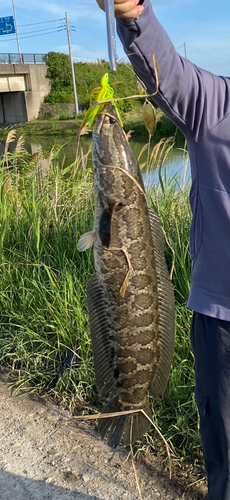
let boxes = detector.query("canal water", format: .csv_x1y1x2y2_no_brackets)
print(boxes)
0,133,190,188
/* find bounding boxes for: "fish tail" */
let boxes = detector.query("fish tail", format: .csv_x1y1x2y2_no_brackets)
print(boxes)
99,397,151,448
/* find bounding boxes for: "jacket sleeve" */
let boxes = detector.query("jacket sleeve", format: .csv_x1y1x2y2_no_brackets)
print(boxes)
116,0,230,141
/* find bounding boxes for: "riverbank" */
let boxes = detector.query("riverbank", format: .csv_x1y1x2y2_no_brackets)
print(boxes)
0,107,182,141
0,117,83,139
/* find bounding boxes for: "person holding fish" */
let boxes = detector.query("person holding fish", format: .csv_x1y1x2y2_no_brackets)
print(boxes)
94,0,230,499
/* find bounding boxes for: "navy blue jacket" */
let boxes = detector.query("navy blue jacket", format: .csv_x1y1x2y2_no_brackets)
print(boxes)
117,0,230,320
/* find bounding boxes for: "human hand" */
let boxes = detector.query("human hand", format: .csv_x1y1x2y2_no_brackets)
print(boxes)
96,0,144,20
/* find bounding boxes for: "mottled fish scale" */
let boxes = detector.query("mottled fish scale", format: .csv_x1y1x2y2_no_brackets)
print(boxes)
78,104,175,447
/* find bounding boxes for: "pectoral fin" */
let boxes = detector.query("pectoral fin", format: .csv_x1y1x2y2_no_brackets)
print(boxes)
77,231,95,252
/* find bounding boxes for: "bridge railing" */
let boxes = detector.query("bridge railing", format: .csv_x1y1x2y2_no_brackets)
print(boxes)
0,53,47,64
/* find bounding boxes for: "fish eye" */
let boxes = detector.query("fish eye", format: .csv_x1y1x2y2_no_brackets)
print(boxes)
109,116,116,124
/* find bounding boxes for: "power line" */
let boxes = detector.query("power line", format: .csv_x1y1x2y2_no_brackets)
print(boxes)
189,46,230,52
0,28,66,42
0,22,105,41
18,28,66,40
0,27,65,39
70,26,105,40
14,25,65,36
71,23,106,36
14,4,50,22
188,48,229,65
175,43,185,50
17,19,64,28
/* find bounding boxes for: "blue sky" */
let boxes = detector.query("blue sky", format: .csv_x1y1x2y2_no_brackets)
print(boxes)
0,0,229,76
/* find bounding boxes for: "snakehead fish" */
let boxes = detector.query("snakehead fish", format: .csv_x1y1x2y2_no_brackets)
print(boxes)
77,103,175,448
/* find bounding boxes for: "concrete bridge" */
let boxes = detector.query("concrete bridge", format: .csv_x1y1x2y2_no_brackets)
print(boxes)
0,53,50,125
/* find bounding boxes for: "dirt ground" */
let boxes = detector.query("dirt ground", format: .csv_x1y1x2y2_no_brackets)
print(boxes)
0,371,208,500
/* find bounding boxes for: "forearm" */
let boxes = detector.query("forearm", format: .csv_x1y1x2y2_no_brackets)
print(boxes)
117,0,195,135
95,0,229,138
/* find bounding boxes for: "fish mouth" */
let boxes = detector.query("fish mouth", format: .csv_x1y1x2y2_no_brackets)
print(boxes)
93,104,120,135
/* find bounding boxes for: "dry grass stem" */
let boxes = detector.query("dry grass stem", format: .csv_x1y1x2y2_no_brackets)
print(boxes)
15,135,25,154
79,125,89,136
150,137,174,168
74,407,172,476
126,130,133,142
152,54,160,92
3,175,14,202
48,146,57,167
4,130,16,157
188,477,206,489
105,165,147,201
138,143,149,163
130,418,143,500
141,409,173,478
73,409,141,420
162,227,175,280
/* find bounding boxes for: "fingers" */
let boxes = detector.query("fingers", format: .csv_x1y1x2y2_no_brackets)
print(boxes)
96,0,105,10
96,0,144,19
114,0,144,19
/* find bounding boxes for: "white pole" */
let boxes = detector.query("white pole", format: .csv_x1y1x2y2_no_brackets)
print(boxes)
65,12,79,115
12,0,21,62
184,42,187,59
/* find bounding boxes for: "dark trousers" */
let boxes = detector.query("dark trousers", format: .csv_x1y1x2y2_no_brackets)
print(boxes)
191,312,230,500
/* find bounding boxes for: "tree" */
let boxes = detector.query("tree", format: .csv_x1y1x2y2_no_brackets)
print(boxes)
43,52,73,103
43,52,140,110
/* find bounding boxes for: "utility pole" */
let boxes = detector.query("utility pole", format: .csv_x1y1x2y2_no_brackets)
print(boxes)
184,42,187,59
65,12,79,116
12,0,21,62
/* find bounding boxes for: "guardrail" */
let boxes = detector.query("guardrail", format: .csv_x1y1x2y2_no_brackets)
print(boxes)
0,53,47,64
73,57,100,63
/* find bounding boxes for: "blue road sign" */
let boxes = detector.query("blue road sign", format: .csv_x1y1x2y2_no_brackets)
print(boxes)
0,16,15,36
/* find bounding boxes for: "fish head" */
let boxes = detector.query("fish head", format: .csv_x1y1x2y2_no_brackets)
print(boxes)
92,103,145,194
92,104,146,249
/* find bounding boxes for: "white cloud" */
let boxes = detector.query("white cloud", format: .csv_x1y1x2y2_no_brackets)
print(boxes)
1,0,105,22
29,1,104,22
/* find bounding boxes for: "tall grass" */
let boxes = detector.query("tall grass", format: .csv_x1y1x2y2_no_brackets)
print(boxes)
0,134,96,405
0,132,200,464
137,138,200,461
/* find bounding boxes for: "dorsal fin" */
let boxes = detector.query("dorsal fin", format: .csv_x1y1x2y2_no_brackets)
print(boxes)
148,208,175,396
